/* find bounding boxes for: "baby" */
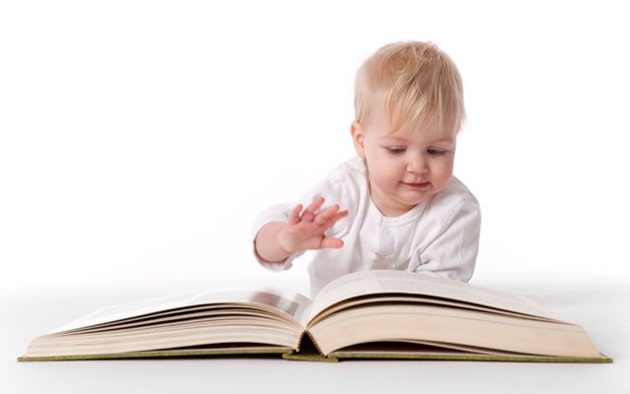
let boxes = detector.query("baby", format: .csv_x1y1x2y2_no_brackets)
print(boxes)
251,40,481,298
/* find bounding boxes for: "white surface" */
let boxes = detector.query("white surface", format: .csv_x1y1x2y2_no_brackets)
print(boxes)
4,274,629,394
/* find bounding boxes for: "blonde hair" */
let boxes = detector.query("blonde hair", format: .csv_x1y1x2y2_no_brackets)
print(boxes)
354,41,466,136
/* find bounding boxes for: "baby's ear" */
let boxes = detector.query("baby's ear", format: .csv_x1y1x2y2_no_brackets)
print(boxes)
350,120,366,159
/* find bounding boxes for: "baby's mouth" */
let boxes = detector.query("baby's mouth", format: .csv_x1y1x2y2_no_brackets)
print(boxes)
403,181,430,188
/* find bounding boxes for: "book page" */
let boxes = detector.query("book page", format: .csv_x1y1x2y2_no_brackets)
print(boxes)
51,286,312,334
309,270,563,323
307,295,557,327
310,303,601,358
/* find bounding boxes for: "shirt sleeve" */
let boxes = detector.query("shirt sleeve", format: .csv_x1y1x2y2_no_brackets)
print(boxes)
413,200,481,282
250,170,355,273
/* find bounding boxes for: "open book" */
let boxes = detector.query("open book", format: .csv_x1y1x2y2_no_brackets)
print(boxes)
18,270,611,363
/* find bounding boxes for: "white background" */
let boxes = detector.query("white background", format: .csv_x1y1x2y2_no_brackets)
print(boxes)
1,1,629,393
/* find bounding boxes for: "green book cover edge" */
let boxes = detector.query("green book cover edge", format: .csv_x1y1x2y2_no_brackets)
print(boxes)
329,352,613,363
17,347,292,362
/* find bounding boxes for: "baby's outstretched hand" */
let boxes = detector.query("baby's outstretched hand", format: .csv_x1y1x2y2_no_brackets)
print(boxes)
278,197,348,254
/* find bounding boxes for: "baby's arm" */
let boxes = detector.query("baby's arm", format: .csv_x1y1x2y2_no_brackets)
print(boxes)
254,197,348,264
254,221,291,263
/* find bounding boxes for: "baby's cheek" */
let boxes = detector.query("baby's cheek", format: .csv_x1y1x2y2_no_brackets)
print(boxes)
374,165,397,184
435,172,453,191
386,170,403,187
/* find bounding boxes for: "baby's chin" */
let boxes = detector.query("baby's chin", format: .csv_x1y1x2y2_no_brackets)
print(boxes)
397,182,436,202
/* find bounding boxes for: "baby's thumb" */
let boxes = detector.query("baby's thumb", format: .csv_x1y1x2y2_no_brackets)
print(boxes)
321,236,344,249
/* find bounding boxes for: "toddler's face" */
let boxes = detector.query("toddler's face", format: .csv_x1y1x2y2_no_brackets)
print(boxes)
351,111,456,216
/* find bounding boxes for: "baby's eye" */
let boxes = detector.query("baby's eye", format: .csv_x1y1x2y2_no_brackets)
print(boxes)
428,149,446,156
386,147,405,155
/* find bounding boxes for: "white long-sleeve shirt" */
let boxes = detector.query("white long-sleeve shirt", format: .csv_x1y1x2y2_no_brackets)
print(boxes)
250,157,481,298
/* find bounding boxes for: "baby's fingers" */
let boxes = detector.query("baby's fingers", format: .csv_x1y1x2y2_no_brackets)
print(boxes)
302,197,325,221
288,204,303,226
321,235,344,249
323,210,348,227
313,204,340,225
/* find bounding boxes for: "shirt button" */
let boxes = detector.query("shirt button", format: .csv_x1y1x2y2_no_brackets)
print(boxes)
382,228,390,235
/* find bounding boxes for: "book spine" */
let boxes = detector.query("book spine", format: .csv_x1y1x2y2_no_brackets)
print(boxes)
282,331,338,362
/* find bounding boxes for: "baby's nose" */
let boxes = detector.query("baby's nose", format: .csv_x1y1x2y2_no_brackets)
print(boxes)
407,156,428,173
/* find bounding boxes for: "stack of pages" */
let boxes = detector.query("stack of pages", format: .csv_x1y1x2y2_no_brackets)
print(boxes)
19,270,611,363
